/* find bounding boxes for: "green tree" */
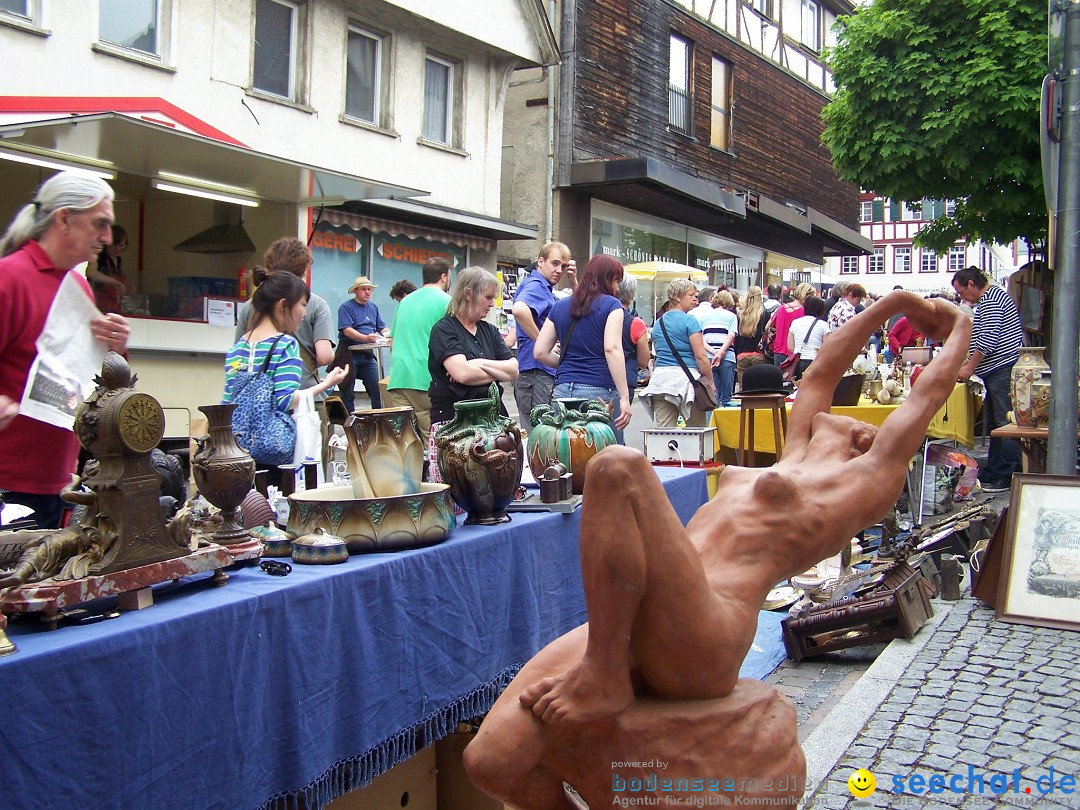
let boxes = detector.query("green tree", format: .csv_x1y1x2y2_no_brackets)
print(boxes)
822,0,1048,254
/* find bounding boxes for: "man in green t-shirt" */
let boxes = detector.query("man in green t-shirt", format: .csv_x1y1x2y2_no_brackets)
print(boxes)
386,256,452,436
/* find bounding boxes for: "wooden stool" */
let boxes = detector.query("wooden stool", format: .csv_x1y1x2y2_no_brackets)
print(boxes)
737,394,788,466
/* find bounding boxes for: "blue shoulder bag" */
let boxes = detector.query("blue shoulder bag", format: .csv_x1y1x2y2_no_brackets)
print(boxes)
230,334,297,466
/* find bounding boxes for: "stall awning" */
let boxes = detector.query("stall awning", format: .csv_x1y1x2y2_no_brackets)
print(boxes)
342,196,539,246
0,112,426,205
624,261,709,283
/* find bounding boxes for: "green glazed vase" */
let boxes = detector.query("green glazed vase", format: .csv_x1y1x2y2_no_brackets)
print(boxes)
527,398,616,495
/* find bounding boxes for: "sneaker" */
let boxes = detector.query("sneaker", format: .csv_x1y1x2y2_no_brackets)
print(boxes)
981,479,1011,493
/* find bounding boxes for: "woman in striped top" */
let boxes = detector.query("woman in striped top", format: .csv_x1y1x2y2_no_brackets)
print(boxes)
223,272,346,475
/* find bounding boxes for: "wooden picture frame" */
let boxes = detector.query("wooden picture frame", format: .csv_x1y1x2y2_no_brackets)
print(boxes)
996,474,1080,631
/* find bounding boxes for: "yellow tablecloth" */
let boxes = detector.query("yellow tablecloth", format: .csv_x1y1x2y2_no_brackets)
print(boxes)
711,383,979,464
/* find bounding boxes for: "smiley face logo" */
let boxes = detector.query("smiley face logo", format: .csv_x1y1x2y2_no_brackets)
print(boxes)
848,768,876,798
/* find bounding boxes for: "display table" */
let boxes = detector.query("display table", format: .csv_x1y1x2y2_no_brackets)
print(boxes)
0,466,707,810
989,423,1080,474
711,383,979,464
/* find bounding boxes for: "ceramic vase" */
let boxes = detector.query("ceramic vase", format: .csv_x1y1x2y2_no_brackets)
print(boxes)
343,407,425,499
192,403,256,544
1011,347,1051,428
434,383,524,525
527,398,617,494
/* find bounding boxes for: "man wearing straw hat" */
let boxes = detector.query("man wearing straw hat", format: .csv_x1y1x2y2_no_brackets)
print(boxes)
338,276,388,412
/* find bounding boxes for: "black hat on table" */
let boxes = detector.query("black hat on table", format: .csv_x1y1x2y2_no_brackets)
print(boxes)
741,364,790,395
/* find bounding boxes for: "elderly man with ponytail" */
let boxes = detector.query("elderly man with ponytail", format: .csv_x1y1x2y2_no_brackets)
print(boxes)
0,171,131,528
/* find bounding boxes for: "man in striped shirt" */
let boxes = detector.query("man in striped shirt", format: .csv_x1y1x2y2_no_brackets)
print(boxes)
953,266,1023,492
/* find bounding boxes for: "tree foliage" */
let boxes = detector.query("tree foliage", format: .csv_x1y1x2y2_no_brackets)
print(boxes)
822,0,1048,253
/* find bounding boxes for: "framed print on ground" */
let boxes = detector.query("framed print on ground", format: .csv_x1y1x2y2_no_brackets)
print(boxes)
996,474,1080,631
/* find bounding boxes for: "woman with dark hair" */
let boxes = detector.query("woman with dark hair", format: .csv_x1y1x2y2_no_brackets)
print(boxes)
786,295,829,381
533,254,632,436
86,223,129,313
223,272,346,479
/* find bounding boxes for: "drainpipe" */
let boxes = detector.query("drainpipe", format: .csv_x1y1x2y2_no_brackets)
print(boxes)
1049,0,1080,474
545,0,557,243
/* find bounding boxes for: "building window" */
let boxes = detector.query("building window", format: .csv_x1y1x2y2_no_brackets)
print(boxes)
902,202,921,221
840,256,859,275
423,54,456,145
920,251,938,273
99,0,169,59
949,245,966,272
945,200,957,217
868,247,885,274
345,25,384,125
253,0,302,100
894,246,911,274
710,56,732,151
748,0,773,19
1,0,30,19
801,0,820,52
669,34,691,135
859,201,873,223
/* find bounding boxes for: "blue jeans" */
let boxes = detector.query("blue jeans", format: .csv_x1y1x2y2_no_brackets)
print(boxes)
552,382,620,443
345,351,381,412
980,364,1021,482
713,362,735,407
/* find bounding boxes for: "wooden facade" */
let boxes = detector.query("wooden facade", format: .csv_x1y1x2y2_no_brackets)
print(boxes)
562,0,861,232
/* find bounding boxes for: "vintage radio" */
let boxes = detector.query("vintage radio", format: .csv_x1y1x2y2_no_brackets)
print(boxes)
642,427,716,465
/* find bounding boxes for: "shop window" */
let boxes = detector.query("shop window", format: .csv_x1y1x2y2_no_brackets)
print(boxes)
422,53,459,146
840,256,859,275
710,56,732,151
801,0,820,52
894,246,911,274
253,0,306,102
669,33,691,135
98,0,171,62
859,201,873,223
920,251,938,273
345,25,386,126
868,247,884,274
949,245,966,272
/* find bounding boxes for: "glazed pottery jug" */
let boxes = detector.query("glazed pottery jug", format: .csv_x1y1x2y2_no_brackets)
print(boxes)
1011,347,1051,428
192,403,256,544
527,398,616,494
435,383,524,525
343,407,425,499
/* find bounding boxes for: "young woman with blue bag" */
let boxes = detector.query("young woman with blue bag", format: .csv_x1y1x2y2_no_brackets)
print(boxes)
223,272,346,484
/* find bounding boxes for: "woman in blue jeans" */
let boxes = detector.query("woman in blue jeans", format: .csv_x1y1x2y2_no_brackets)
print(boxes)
533,254,632,438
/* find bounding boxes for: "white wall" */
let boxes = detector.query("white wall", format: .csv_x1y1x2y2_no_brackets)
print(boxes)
1,0,534,218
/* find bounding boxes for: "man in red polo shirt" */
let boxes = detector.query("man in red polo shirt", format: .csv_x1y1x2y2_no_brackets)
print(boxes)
0,171,130,528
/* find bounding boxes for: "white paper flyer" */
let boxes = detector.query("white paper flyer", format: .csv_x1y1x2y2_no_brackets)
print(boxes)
19,269,107,430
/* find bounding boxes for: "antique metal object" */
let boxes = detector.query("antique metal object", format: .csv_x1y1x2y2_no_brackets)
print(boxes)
192,403,256,545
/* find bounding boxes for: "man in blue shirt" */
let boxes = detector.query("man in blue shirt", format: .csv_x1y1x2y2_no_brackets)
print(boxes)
511,242,574,432
953,266,1024,492
338,276,389,412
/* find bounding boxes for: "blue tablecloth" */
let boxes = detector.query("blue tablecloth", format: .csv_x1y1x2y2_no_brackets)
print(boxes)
0,466,708,810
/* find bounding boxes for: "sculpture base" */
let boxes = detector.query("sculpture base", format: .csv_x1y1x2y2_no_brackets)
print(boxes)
0,538,262,630
548,680,805,809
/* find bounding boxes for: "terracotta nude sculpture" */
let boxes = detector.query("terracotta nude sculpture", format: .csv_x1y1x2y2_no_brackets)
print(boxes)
464,291,971,809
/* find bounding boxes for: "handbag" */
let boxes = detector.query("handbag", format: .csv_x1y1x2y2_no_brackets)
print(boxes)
758,312,776,360
781,318,821,383
658,315,718,411
230,334,297,466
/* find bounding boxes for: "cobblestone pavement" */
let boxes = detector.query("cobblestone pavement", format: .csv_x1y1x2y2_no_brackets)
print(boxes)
803,597,1080,809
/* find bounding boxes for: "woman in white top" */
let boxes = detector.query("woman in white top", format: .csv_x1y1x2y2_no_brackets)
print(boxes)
786,295,829,381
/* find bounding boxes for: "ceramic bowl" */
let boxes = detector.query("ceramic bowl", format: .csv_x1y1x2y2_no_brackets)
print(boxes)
291,528,349,565
250,522,292,557
287,483,456,554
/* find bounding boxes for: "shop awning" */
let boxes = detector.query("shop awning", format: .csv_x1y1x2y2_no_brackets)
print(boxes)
0,112,426,205
342,196,539,245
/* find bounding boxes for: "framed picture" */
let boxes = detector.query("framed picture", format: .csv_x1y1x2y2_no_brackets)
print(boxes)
996,474,1080,631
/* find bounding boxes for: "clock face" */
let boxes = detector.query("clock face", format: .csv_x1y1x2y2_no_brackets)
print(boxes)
117,393,165,453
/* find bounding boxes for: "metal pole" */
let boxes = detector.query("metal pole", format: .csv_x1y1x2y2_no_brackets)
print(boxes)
1050,0,1080,475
